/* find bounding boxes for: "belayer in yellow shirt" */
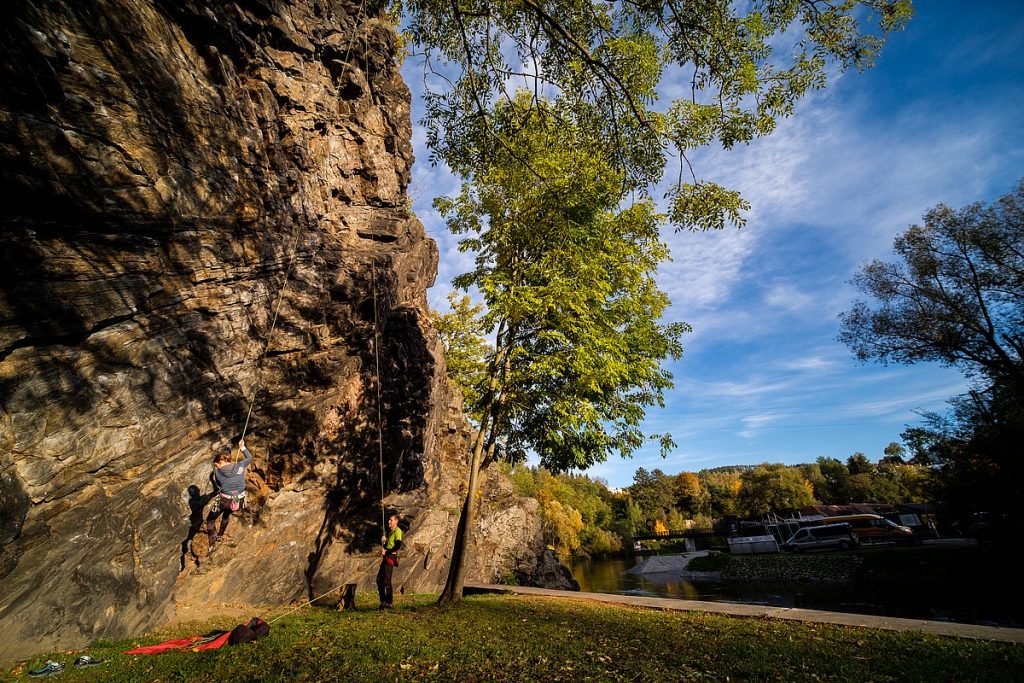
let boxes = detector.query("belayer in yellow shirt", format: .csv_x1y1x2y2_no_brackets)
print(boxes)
377,514,403,609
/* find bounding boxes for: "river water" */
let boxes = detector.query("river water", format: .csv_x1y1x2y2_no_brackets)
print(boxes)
568,554,1022,628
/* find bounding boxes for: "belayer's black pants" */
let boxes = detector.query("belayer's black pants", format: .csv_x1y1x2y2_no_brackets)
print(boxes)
376,558,394,605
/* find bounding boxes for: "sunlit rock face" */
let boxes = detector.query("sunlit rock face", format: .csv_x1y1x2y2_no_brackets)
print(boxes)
0,0,549,663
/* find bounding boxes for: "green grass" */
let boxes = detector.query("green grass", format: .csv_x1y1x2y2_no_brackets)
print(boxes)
5,593,1022,682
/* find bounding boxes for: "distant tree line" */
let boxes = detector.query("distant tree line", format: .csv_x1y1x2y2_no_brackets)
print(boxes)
502,444,933,560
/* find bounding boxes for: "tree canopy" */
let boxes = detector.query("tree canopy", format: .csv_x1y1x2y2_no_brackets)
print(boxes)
437,95,686,473
736,463,815,516
411,0,916,603
839,178,1024,392
431,292,488,419
397,0,913,230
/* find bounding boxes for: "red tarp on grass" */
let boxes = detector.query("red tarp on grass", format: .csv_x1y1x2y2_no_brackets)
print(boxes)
124,617,268,654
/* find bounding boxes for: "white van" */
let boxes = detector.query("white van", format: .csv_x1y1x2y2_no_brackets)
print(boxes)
782,523,859,552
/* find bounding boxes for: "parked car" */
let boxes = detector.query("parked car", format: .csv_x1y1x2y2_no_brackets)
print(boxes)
782,523,859,552
824,514,914,543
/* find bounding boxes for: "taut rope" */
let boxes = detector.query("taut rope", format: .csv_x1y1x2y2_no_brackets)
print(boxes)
372,261,387,537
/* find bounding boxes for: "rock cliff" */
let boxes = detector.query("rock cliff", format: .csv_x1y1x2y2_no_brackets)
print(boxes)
0,0,553,664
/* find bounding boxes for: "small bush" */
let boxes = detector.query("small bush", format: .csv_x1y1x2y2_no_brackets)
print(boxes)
687,552,732,571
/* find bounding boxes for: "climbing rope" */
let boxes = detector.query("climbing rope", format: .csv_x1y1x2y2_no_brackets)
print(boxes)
236,0,369,449
265,564,375,625
205,0,393,625
238,221,306,444
372,261,387,537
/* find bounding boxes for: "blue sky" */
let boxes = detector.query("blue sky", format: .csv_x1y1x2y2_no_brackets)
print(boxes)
402,1,1024,489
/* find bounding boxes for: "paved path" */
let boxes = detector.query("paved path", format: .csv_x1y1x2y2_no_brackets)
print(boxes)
465,583,1024,644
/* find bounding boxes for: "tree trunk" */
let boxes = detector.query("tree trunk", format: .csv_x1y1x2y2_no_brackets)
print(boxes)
437,327,510,605
437,422,488,605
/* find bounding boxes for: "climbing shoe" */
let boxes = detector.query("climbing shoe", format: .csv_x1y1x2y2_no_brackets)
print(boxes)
73,655,103,668
28,660,64,677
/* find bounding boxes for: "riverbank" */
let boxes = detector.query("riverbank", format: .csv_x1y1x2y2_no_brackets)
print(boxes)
5,593,1022,681
578,542,1021,628
628,551,863,582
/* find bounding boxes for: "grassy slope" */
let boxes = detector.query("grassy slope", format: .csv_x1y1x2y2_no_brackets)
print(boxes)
4,593,1022,682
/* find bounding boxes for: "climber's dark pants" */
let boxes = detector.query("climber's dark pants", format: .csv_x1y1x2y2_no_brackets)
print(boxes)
206,507,232,541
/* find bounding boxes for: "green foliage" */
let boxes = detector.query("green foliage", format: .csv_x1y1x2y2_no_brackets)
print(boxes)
736,463,815,517
669,181,750,231
806,454,936,505
439,95,685,473
539,498,585,559
431,292,489,420
508,452,939,550
398,0,912,231
846,452,874,475
882,441,906,464
627,467,677,529
699,468,743,518
840,179,1024,538
814,456,850,503
507,464,622,558
839,179,1024,389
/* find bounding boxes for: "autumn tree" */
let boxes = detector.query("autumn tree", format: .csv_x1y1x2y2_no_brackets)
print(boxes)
736,463,815,517
674,471,709,518
699,468,743,518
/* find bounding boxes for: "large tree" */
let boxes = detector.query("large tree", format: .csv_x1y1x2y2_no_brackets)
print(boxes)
840,180,1024,537
399,0,912,230
401,0,912,602
435,96,685,603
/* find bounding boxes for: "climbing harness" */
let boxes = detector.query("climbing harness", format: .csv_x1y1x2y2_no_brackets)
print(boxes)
210,490,247,514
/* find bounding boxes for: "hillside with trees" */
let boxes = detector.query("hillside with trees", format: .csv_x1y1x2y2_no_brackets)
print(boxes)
499,445,935,559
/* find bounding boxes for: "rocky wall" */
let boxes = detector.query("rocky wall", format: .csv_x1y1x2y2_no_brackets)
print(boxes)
0,0,550,664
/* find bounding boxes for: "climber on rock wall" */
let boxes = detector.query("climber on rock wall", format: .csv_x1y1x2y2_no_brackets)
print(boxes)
206,437,253,551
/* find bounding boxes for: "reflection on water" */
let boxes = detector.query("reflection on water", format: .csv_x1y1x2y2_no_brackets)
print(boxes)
569,555,1022,628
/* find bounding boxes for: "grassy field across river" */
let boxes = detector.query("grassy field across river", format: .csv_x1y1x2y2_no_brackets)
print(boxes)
4,592,1022,682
